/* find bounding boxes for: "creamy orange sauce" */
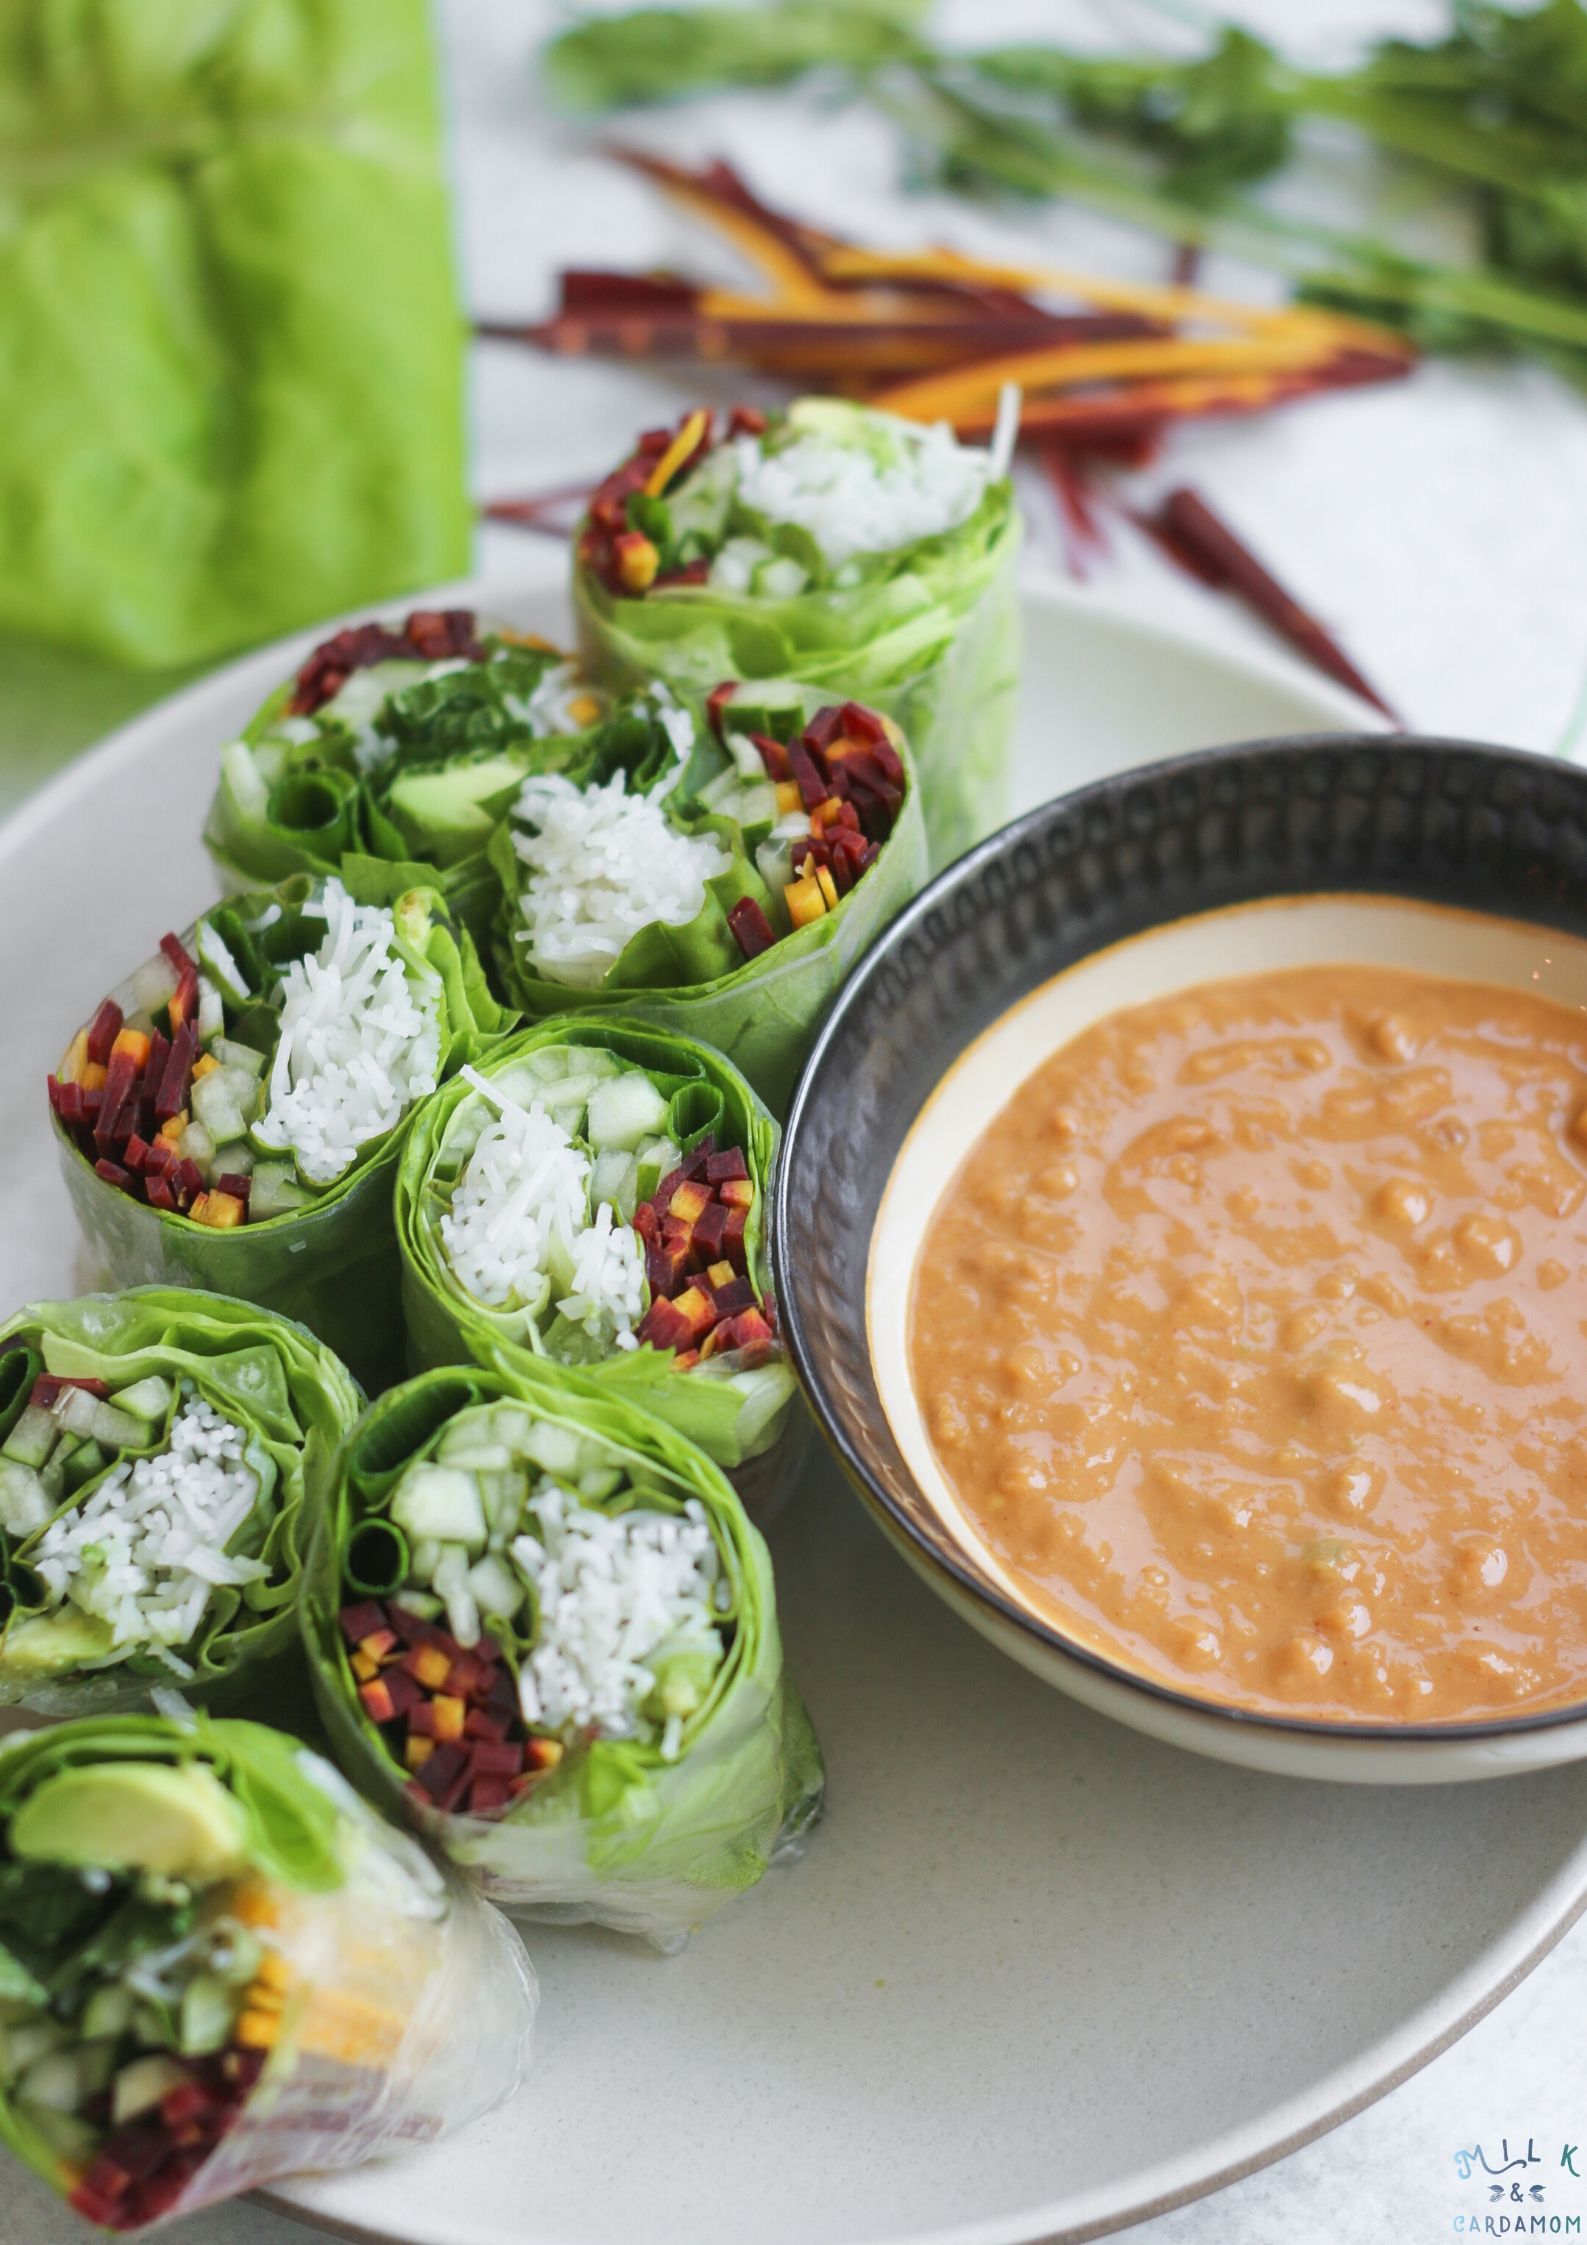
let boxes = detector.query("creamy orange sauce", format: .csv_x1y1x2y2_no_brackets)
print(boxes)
909,964,1587,1724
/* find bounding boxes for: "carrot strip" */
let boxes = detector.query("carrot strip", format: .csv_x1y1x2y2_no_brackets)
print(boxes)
870,334,1343,424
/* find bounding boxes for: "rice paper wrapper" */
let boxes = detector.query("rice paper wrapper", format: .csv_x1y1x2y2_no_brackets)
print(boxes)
0,1289,361,1719
52,879,508,1392
0,1715,536,2231
487,688,929,1117
394,1016,801,1489
574,485,1020,873
303,1359,825,1948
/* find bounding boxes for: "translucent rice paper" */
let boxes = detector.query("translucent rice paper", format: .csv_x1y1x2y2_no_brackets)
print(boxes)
203,621,601,944
0,1715,536,2232
394,1017,802,1491
486,679,928,1116
51,877,508,1392
0,1289,361,1718
303,1358,825,1949
574,449,1021,874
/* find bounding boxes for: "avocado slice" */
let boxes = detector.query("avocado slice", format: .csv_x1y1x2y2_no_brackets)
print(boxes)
0,1609,117,1678
9,1763,248,1882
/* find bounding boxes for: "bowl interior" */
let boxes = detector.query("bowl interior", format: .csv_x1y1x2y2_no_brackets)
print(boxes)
775,735,1587,1741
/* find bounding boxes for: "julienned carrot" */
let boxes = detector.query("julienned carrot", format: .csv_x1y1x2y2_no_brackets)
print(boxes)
870,332,1354,424
941,354,1413,438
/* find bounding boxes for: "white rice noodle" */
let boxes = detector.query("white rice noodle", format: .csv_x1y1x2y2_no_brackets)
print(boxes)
440,1070,645,1346
253,879,443,1186
725,403,1012,570
510,1487,724,1752
30,1391,269,1659
510,755,729,989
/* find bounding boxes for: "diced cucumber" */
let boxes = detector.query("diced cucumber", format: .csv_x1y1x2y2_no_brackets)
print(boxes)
197,978,224,1043
577,1465,624,1502
0,1459,54,1537
391,1589,443,1623
720,678,807,737
754,554,810,599
434,1440,511,1472
112,2054,188,2125
410,1538,440,1581
18,2056,90,2110
478,1469,529,1544
522,1048,574,1082
466,1552,524,1621
586,1071,670,1154
1,1405,57,1471
194,919,252,1005
391,1466,487,1552
590,1147,637,1220
191,1067,252,1145
55,1389,147,1451
112,1375,175,1428
3,2019,70,2073
711,536,771,593
132,954,180,1016
249,1162,312,1221
81,1985,135,2043
210,1140,255,1180
434,1544,480,1647
177,1118,215,1169
60,1438,108,1495
730,1361,797,1456
180,1974,238,2057
211,1038,266,1079
219,738,270,824
517,1418,583,1478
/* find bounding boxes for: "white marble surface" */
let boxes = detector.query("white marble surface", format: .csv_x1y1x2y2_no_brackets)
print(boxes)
4,1,1587,2240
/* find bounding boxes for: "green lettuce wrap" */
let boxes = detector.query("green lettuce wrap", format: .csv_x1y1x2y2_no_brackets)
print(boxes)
303,1357,824,1946
0,1712,536,2232
486,674,927,1113
48,877,508,1391
395,1020,800,1487
573,396,1021,870
0,1291,360,1716
203,609,607,940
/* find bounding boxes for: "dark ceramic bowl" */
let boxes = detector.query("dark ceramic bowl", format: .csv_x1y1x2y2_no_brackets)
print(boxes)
773,736,1587,1783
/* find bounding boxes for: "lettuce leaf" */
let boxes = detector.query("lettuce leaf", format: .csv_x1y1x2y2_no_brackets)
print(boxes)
0,0,469,668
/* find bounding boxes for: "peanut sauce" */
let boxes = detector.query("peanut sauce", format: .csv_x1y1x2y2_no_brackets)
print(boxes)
909,965,1587,1723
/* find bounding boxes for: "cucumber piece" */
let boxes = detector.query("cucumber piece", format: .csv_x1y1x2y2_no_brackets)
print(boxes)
390,1465,488,1552
1,1406,56,1471
210,1037,266,1079
3,2020,70,2073
60,1438,108,1495
754,554,810,599
197,978,224,1043
719,678,807,738
194,919,252,1006
191,1068,251,1144
517,1418,583,1478
178,1117,215,1170
210,1140,255,1180
466,1552,524,1621
111,1375,175,1428
577,1465,624,1502
81,1986,135,2043
0,1459,54,1537
180,1974,238,2057
478,1469,529,1544
112,2055,188,2126
55,1389,146,1450
586,1072,670,1155
250,1162,312,1221
17,2051,90,2114
391,1588,443,1623
522,1048,574,1082
433,1544,480,1647
589,1147,637,1219
711,536,771,594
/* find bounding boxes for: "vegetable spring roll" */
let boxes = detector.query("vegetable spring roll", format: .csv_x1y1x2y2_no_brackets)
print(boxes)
0,1713,536,2233
572,396,1021,870
486,676,926,1112
304,1358,823,1944
0,1291,359,1714
48,878,507,1389
203,609,606,939
395,1021,798,1483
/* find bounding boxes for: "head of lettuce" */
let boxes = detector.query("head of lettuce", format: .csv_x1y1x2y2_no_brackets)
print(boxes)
572,395,1021,872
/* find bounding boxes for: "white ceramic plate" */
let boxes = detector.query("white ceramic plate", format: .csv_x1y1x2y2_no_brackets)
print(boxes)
7,559,1586,2245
